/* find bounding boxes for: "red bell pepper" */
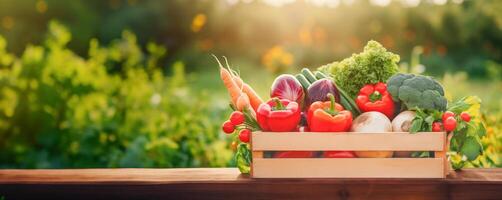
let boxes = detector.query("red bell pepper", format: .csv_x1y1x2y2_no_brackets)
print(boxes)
256,98,301,132
323,151,356,158
308,94,353,132
308,93,354,158
356,82,395,119
273,151,315,158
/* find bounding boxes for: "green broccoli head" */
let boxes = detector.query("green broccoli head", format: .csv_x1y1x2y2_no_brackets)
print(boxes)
386,73,447,111
387,73,414,101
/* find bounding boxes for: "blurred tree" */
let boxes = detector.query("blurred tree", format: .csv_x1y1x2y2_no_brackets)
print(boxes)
0,0,500,76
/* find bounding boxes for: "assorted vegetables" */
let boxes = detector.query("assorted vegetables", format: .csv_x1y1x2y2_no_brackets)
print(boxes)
215,40,487,174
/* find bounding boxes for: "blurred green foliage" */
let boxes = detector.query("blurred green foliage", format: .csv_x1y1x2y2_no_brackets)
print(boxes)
0,0,500,77
0,21,232,168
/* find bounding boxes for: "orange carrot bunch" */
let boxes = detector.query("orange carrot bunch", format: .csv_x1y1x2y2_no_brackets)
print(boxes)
213,55,263,115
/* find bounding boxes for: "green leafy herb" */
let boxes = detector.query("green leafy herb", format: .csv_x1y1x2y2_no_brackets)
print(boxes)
447,96,486,169
460,136,483,161
409,108,442,134
447,97,471,113
235,143,252,174
409,117,423,133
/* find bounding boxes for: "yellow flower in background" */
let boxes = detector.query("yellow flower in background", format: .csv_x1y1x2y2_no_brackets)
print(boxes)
191,13,206,33
262,45,294,74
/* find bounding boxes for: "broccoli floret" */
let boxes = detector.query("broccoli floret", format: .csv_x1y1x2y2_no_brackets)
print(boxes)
387,73,447,111
387,73,414,101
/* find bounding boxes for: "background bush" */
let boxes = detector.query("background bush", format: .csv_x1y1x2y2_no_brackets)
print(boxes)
0,21,232,168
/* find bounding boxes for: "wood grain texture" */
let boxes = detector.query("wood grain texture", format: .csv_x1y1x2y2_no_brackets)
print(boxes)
252,132,445,151
253,158,445,178
435,132,448,178
0,168,501,200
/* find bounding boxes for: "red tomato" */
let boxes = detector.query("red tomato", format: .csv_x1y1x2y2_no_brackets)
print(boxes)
432,122,443,132
323,151,356,158
273,151,314,158
238,129,251,143
229,111,245,125
460,112,471,122
442,111,455,122
443,117,457,132
222,120,235,134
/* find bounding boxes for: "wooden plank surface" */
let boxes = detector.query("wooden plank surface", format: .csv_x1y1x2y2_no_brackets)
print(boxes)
252,158,444,178
0,168,501,200
252,132,445,151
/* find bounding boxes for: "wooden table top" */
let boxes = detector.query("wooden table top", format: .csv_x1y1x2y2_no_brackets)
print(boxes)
1,168,501,199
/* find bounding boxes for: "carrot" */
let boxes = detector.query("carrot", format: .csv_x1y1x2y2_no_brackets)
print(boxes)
223,56,263,111
213,55,241,106
235,89,256,117
233,75,255,116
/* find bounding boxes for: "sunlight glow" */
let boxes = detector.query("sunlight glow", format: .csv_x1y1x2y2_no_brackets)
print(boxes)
224,0,460,7
401,0,421,7
432,0,447,5
262,0,297,7
370,0,391,7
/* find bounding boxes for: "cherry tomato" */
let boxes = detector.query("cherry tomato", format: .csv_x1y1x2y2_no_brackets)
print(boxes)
443,116,457,132
221,120,235,134
460,112,471,122
323,151,356,158
239,129,251,143
273,151,315,158
229,111,245,126
432,122,443,132
442,111,455,122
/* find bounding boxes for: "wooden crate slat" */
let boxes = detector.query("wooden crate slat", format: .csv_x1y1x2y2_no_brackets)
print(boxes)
252,158,445,178
252,132,445,151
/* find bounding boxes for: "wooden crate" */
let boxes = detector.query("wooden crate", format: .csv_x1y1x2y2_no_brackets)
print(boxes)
251,132,448,178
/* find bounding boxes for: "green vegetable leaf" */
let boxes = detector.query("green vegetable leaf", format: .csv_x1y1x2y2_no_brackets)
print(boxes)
477,122,486,137
236,143,252,174
411,151,431,158
460,136,482,161
424,115,435,124
447,100,471,114
409,117,423,133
